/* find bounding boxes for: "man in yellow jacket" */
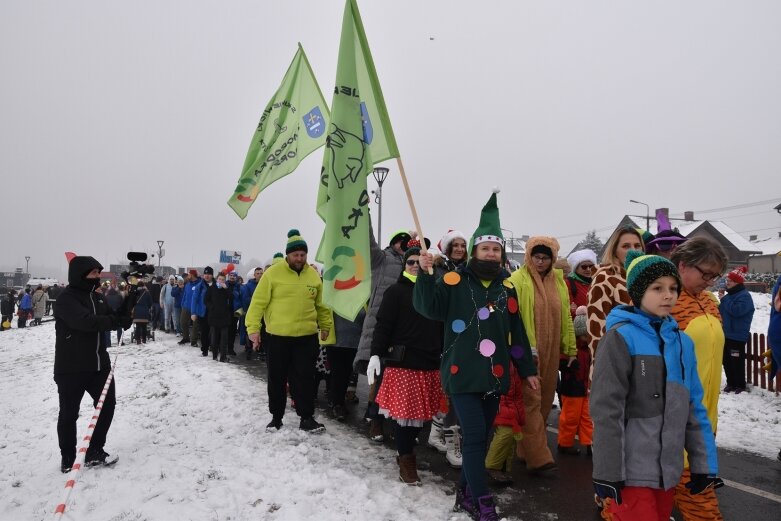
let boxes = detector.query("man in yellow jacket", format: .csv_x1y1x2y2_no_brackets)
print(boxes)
246,229,332,433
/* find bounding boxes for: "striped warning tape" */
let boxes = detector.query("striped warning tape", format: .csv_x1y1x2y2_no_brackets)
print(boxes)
53,355,118,518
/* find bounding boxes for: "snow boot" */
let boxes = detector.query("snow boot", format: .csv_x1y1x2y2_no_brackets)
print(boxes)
445,425,462,468
453,484,478,518
332,404,348,422
299,416,326,433
266,417,283,432
85,448,118,468
396,453,421,486
486,468,513,486
61,454,75,474
368,418,384,442
475,494,500,521
428,415,447,453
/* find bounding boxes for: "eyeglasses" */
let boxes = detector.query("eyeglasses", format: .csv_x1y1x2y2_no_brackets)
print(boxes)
693,265,722,282
406,259,419,266
578,264,596,271
531,255,552,263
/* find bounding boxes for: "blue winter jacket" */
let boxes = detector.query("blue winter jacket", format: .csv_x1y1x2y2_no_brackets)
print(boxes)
171,285,183,308
190,279,213,317
132,288,153,321
182,278,199,310
229,282,242,313
240,279,258,311
718,285,754,342
20,293,32,311
591,305,718,490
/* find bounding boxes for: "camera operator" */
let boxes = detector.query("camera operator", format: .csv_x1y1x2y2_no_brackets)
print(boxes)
54,256,132,473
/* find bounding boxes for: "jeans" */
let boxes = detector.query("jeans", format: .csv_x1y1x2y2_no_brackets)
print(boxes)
450,392,500,499
173,306,181,334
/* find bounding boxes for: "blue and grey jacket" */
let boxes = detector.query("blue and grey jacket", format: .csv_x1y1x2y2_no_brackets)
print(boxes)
719,284,754,342
590,305,718,490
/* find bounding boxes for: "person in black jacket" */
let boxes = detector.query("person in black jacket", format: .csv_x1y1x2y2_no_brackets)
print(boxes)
54,256,132,473
367,242,444,485
1,289,16,330
205,273,234,362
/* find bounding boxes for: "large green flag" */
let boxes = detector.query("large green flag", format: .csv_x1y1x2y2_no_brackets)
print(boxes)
317,0,400,320
228,44,330,219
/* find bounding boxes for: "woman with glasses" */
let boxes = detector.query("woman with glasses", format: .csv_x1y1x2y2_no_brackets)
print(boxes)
586,226,645,362
367,240,444,486
668,237,729,520
509,236,577,475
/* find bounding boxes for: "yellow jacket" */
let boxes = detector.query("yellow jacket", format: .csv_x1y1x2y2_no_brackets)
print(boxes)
245,261,332,337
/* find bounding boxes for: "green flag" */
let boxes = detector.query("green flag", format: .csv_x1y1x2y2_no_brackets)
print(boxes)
317,0,400,320
228,44,330,219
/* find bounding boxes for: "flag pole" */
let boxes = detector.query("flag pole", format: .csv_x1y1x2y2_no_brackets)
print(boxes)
395,157,433,274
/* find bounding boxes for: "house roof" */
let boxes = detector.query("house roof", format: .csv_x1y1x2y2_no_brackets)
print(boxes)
623,215,761,253
750,236,781,256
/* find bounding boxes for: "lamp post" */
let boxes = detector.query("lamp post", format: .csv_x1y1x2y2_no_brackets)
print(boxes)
372,167,390,242
629,199,650,231
156,241,165,267
25,256,30,275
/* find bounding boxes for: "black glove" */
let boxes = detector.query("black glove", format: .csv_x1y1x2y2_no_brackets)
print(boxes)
685,474,724,495
593,479,624,505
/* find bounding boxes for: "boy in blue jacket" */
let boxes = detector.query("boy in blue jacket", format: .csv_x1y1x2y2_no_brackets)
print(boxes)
718,266,755,394
591,250,722,520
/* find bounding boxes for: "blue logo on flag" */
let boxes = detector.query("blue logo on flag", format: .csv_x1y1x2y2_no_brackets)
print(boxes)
303,107,325,138
360,102,373,144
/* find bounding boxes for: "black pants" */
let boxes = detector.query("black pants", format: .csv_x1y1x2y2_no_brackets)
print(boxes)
198,316,211,353
211,326,229,358
135,322,148,344
180,307,191,342
228,316,238,351
326,346,357,407
54,368,116,459
723,337,747,388
18,313,28,328
267,334,319,419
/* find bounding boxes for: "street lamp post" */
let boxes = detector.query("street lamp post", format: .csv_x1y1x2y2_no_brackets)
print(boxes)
25,256,30,275
156,241,165,267
629,199,650,231
372,167,390,242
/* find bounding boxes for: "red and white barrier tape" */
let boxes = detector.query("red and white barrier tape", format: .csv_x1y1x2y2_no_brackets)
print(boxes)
53,355,118,518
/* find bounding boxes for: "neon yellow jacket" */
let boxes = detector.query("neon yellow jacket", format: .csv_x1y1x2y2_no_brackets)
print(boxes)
509,266,576,357
245,261,332,338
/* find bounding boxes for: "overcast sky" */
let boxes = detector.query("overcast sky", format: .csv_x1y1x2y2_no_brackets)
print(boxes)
2,0,780,280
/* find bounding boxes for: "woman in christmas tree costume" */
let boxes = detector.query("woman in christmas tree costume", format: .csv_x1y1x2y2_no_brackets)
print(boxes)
415,190,539,521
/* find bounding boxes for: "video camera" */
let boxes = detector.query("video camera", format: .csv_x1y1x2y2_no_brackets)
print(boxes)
120,252,155,287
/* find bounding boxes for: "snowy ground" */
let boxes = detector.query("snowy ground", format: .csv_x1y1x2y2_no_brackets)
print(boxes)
1,291,779,520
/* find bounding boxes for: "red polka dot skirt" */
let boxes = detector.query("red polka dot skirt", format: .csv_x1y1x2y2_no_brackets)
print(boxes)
376,367,445,427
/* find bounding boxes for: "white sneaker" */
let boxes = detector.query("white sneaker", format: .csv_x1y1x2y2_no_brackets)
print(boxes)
445,425,462,468
428,416,447,453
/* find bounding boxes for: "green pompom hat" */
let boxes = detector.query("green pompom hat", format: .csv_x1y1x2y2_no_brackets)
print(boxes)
285,229,308,254
624,249,681,306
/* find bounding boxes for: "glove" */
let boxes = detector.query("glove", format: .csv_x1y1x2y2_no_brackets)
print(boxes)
367,355,382,386
593,479,624,505
685,474,724,495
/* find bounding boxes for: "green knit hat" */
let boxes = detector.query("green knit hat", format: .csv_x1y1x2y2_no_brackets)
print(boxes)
624,249,681,305
272,252,284,264
285,229,308,254
470,189,505,250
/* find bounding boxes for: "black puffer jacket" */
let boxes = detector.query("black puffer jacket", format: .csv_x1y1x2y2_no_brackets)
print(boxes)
370,275,442,370
54,256,130,375
205,284,233,328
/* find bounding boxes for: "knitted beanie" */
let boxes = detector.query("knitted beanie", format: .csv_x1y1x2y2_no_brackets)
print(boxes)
727,265,747,284
566,249,598,274
272,252,284,265
471,189,504,249
624,250,681,306
403,244,422,265
286,229,308,254
573,306,588,337
203,266,214,275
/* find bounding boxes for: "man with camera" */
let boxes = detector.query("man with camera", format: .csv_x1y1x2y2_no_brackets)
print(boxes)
54,256,132,473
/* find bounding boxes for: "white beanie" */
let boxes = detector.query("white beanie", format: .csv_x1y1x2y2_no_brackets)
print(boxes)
566,249,598,275
438,229,468,256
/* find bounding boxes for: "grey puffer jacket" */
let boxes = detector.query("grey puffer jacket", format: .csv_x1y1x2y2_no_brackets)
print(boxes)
354,231,404,371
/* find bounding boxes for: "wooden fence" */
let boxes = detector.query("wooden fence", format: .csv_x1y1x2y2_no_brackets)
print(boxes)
747,333,779,393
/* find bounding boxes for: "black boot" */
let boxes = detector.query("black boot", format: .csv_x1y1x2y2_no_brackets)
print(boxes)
61,454,75,474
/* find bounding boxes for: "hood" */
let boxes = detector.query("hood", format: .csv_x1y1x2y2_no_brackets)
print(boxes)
523,236,560,270
68,256,104,291
605,304,680,336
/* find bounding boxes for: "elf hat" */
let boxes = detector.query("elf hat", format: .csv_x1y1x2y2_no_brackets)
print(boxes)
624,249,681,306
286,229,308,254
470,189,505,250
726,265,747,284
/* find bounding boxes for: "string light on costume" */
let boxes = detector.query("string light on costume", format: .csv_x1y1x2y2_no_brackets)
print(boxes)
479,339,496,357
451,319,466,333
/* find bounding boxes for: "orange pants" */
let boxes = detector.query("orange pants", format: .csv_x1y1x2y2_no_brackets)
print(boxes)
602,487,675,521
557,395,593,447
673,468,723,520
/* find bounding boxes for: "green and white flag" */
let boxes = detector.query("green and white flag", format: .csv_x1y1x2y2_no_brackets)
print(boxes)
317,0,400,320
228,44,329,219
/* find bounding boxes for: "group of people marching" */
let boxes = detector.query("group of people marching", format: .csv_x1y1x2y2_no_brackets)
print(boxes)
1,283,61,330
45,190,778,521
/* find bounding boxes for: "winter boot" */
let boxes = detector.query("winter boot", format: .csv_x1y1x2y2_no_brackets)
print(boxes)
476,494,500,521
61,454,76,474
428,415,447,453
299,416,326,433
453,484,478,518
397,453,421,486
487,468,514,486
266,416,283,432
85,448,118,468
369,418,384,442
445,425,463,468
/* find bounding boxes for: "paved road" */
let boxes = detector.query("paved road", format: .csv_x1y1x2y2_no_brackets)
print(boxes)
233,354,781,520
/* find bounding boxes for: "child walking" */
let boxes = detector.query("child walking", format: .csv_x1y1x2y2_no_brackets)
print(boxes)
557,305,593,455
591,250,722,520
484,363,524,485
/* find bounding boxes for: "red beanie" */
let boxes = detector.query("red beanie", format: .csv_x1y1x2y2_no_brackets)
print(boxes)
726,266,747,284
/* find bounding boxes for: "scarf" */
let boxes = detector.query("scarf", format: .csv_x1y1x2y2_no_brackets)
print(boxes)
468,258,501,281
529,267,562,359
